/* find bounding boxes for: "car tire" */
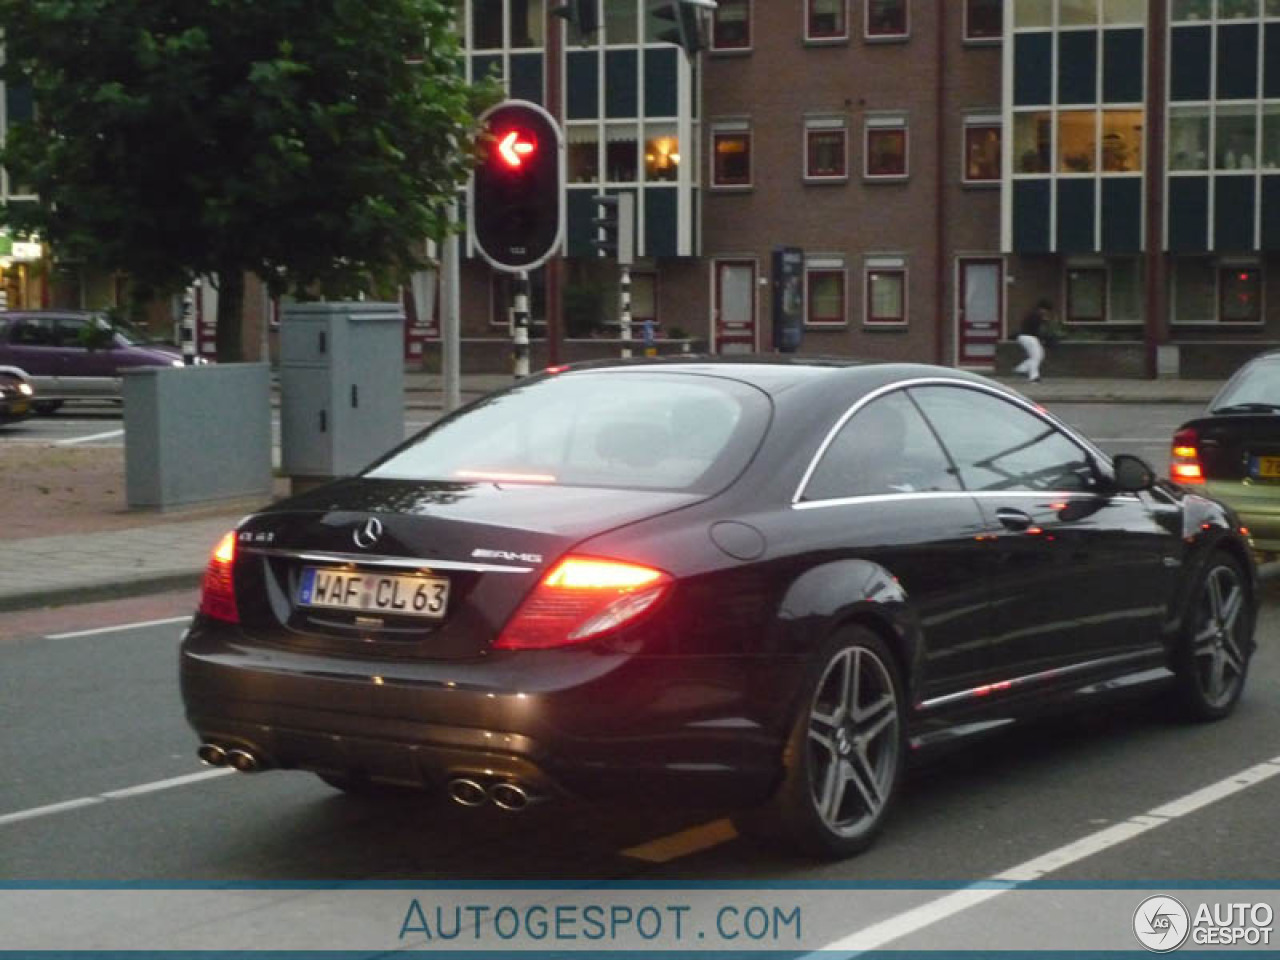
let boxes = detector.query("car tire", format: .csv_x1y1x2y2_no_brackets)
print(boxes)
1173,552,1254,722
33,400,63,415
734,626,906,859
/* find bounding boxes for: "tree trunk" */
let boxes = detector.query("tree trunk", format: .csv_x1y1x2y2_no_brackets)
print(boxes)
214,269,245,363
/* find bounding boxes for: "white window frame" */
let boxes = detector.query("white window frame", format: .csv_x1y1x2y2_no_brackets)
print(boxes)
864,0,909,41
864,255,908,326
711,119,753,189
806,0,850,43
962,113,1003,185
805,255,848,327
864,114,909,180
804,116,849,182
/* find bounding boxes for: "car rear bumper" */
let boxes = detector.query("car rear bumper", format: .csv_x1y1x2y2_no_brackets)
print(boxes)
179,618,782,805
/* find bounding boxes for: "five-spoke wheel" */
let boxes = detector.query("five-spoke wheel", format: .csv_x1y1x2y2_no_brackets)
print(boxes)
1176,553,1254,721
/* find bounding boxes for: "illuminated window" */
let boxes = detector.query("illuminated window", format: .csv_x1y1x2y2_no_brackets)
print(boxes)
866,118,908,178
865,258,907,325
645,125,680,182
808,0,848,39
806,119,848,180
713,0,751,49
1221,267,1262,323
1013,111,1051,173
806,259,847,326
1101,111,1143,173
866,0,908,37
964,120,1001,182
1059,110,1096,173
965,0,1003,38
713,123,751,186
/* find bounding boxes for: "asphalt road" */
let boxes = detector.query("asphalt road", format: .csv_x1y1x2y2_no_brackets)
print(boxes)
1,567,1277,947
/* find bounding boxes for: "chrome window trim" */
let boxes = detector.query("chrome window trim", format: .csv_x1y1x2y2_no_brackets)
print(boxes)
793,488,1140,512
240,547,534,574
917,648,1162,711
791,377,1116,507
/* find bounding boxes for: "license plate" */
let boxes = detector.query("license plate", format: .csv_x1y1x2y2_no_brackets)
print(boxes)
1255,456,1280,479
10,401,27,415
298,567,450,619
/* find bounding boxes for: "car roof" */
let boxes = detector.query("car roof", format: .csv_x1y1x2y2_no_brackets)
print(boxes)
549,356,996,398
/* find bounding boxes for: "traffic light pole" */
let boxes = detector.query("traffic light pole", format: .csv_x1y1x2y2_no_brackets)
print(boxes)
442,201,462,411
512,270,531,379
620,265,632,360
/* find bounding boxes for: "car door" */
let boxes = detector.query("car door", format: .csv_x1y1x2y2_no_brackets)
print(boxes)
910,384,1177,680
2,316,61,392
789,388,995,701
50,316,116,398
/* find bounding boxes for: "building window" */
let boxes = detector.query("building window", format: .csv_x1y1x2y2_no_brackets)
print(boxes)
865,118,908,178
1066,267,1107,323
965,0,1003,39
865,258,907,325
964,120,1001,182
1170,106,1210,171
866,0,908,37
491,270,546,329
645,125,680,182
808,0,848,40
632,272,658,328
806,259,847,326
1171,259,1263,325
1217,106,1258,170
1102,111,1143,173
806,120,848,180
1221,267,1263,323
713,0,751,49
713,123,752,186
1059,111,1096,173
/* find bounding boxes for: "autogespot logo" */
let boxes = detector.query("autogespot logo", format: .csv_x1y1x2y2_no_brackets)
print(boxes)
1134,895,1191,952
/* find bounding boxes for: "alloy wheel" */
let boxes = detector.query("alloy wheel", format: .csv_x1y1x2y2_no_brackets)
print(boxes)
806,645,901,837
1191,563,1248,710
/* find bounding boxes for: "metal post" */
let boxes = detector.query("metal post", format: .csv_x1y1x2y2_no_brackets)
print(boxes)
513,270,531,379
182,282,197,366
620,265,632,359
442,203,462,411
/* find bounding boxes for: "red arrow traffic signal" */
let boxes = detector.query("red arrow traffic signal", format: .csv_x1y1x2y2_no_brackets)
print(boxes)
497,130,536,169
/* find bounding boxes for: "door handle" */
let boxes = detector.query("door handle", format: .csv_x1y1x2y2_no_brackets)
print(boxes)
995,507,1033,532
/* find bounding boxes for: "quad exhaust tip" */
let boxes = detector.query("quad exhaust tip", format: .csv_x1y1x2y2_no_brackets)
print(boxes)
197,743,228,768
446,777,537,811
197,743,262,773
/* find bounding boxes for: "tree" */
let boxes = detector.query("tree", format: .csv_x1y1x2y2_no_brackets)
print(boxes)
0,0,496,361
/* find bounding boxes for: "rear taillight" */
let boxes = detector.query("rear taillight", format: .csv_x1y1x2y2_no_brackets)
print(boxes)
495,556,672,650
198,531,239,623
1171,427,1205,485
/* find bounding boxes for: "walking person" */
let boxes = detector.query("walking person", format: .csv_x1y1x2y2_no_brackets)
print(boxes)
1014,299,1053,383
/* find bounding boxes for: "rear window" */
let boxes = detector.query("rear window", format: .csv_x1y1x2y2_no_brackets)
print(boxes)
367,371,771,493
1212,358,1280,411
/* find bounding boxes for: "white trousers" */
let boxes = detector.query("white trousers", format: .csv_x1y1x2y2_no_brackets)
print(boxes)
1014,334,1044,380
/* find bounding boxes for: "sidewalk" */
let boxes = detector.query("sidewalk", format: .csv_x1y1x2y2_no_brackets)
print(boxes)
0,368,1216,615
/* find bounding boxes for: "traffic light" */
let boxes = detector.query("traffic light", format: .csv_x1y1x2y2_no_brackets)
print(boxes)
471,100,564,272
552,0,600,40
648,0,717,56
592,193,634,265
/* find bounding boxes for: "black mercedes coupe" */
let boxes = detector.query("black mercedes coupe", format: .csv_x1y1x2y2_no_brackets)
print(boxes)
181,360,1257,859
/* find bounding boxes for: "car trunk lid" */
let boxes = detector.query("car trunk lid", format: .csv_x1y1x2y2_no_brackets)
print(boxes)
229,477,699,660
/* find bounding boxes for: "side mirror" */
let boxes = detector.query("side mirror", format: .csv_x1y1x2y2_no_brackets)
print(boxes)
1112,453,1155,493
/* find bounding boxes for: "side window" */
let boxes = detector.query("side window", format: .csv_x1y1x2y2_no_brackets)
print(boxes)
803,390,961,501
52,318,89,348
10,319,54,346
911,386,1097,492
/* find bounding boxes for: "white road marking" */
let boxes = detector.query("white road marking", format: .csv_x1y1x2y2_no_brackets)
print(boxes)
54,428,124,446
0,797,103,827
45,615,192,640
0,769,234,829
808,755,1280,956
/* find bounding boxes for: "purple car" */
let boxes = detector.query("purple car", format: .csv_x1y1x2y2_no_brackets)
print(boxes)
0,310,186,413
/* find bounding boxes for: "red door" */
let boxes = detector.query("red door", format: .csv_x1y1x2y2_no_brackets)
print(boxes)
957,259,1003,368
714,260,757,355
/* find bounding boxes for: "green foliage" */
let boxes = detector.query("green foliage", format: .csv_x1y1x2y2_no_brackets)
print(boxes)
0,0,499,358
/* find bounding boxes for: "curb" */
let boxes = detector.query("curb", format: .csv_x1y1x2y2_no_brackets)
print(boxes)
0,571,203,614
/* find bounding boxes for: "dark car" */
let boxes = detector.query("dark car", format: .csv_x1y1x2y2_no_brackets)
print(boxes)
0,365,35,424
181,360,1257,859
1171,351,1280,561
0,310,185,413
